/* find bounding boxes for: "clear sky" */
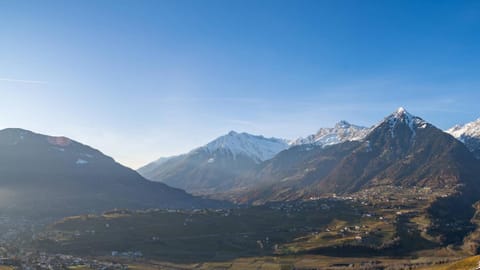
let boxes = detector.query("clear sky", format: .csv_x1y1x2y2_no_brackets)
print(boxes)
1,0,479,168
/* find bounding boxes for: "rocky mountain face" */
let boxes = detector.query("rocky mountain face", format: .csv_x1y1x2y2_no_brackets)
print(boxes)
447,118,480,159
0,128,224,217
138,131,289,194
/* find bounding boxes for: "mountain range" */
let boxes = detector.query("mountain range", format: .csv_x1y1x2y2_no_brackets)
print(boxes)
139,107,480,204
138,121,375,194
231,107,480,204
2,107,480,218
23,107,480,266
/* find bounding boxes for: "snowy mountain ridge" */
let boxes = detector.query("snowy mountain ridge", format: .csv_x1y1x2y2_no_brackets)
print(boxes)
446,118,480,159
198,131,289,163
447,118,480,141
291,120,371,146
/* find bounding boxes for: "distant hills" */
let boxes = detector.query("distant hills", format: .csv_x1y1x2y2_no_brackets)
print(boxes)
0,128,223,217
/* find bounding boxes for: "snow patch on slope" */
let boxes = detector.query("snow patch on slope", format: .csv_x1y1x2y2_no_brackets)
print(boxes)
76,159,88,165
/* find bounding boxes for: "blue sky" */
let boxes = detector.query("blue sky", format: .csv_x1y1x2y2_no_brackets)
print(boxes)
1,0,479,168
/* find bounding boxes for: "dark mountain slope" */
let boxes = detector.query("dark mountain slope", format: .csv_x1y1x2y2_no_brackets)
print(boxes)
0,128,224,217
228,142,360,203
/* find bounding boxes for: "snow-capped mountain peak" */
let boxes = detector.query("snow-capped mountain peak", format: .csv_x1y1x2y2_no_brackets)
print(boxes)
396,106,407,114
390,107,414,121
447,118,480,141
138,131,290,194
446,118,480,159
201,131,289,163
385,107,428,138
291,121,371,146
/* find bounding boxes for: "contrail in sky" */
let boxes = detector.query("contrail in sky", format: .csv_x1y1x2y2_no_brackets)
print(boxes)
0,77,48,84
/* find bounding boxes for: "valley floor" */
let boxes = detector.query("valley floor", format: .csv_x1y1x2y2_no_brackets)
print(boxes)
1,186,479,269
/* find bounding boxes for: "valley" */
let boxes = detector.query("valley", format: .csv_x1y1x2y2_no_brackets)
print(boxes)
26,186,478,269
